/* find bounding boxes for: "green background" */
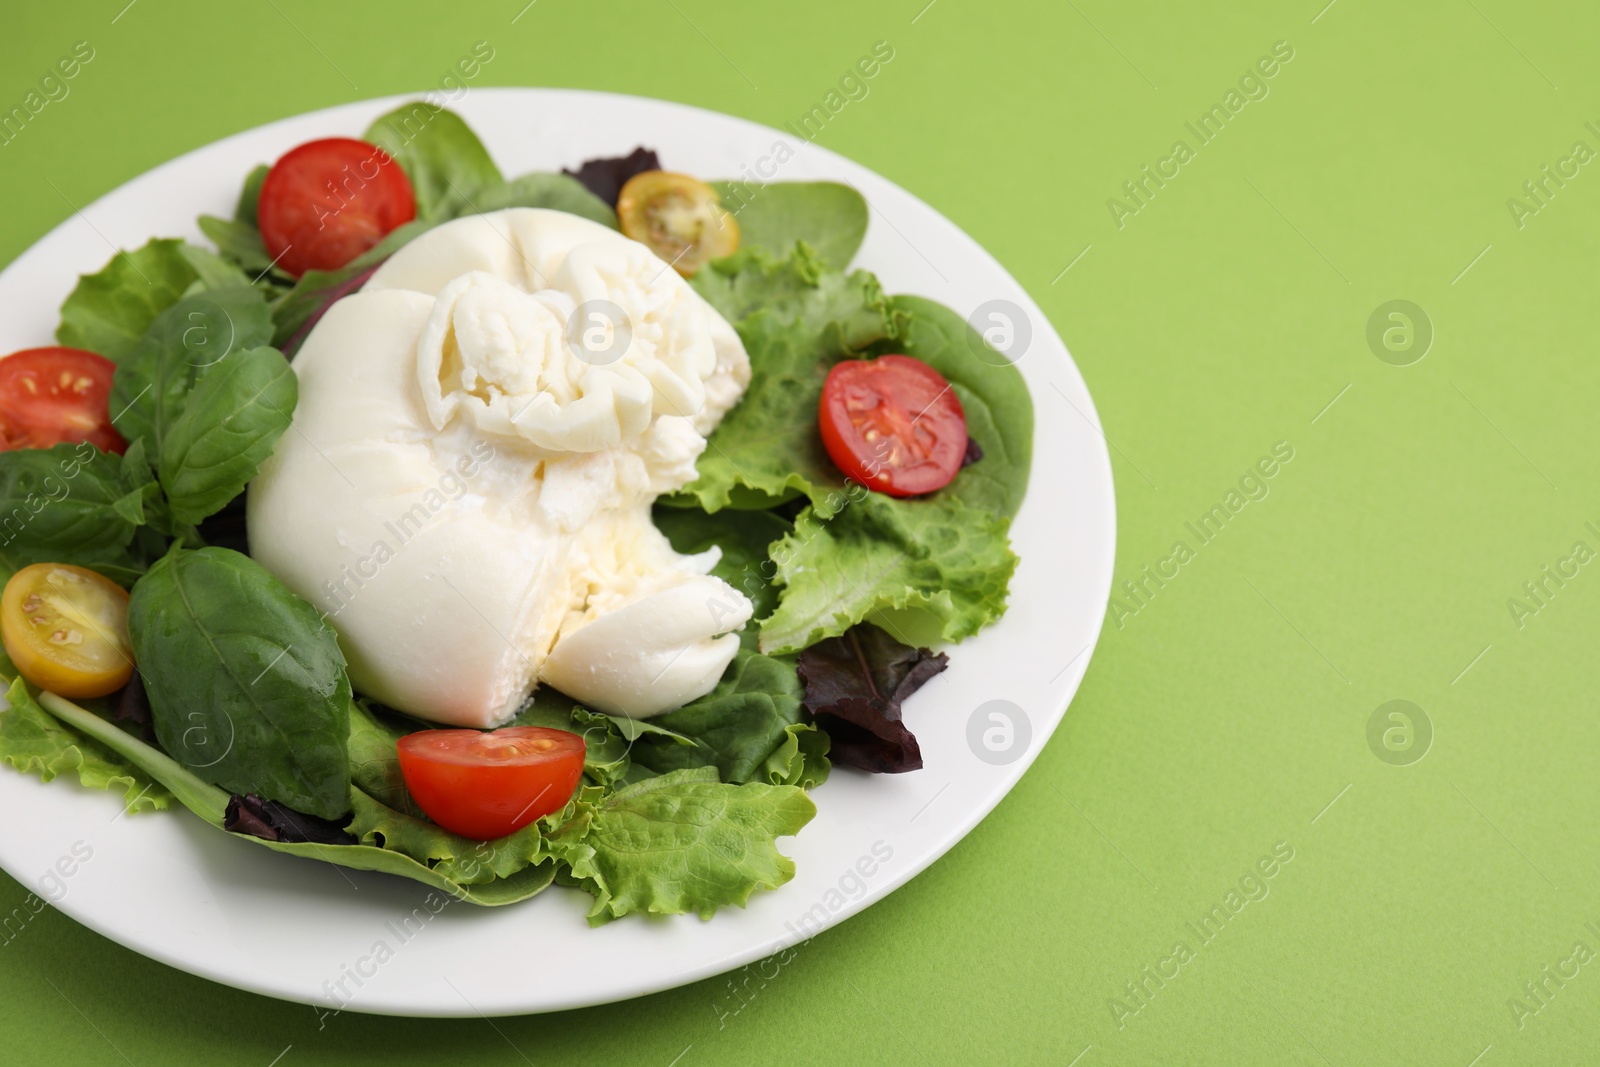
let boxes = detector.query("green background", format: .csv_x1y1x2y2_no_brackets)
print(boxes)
2,0,1596,1062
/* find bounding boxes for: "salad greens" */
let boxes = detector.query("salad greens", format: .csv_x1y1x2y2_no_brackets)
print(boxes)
129,547,353,820
0,100,1034,921
714,180,870,270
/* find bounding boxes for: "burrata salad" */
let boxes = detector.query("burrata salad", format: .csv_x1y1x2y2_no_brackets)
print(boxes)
0,102,1032,920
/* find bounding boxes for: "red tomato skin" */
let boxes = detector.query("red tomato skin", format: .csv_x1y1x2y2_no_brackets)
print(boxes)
818,355,967,498
0,347,126,454
257,137,416,278
396,726,585,840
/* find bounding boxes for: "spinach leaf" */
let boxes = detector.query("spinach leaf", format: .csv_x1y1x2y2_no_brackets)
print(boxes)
57,239,210,361
714,180,869,269
127,546,352,819
631,647,828,787
109,286,274,455
158,347,296,525
886,295,1034,519
0,443,143,571
363,102,503,222
471,172,619,227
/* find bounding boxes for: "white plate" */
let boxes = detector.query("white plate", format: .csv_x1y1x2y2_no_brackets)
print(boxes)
0,89,1114,1017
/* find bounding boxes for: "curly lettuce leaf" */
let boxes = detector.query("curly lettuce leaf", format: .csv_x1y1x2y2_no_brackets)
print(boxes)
552,767,815,924
761,491,1017,655
57,239,222,361
679,247,906,516
713,180,868,269
0,677,170,813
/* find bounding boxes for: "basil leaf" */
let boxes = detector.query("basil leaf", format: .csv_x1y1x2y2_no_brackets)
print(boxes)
363,101,503,222
0,443,140,568
109,286,274,454
128,546,352,819
471,173,618,227
713,180,869,270
158,347,296,525
56,239,205,361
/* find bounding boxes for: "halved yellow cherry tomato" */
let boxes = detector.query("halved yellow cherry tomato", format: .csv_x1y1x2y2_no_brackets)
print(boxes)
1,563,133,698
616,171,739,276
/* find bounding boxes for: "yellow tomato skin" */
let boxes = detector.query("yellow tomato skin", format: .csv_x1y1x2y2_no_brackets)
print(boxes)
616,171,739,277
1,563,134,698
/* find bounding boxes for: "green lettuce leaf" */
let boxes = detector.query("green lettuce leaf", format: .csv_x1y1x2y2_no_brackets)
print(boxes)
0,677,169,813
157,346,297,525
363,102,503,222
714,180,868,269
57,239,216,361
679,246,906,516
760,491,1018,655
552,767,815,924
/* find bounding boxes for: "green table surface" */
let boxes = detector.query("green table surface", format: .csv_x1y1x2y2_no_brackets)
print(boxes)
3,0,1597,1063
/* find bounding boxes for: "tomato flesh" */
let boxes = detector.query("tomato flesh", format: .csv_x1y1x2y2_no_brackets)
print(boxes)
257,137,416,278
1,563,134,698
397,726,585,840
818,355,968,497
617,171,739,276
0,348,125,454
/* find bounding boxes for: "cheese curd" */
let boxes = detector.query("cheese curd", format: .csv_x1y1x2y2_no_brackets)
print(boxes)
247,208,752,727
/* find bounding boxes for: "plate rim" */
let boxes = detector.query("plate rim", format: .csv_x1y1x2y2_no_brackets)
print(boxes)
0,86,1117,1017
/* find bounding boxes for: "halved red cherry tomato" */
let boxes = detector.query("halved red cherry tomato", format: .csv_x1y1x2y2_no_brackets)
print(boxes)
0,347,125,454
257,137,416,278
397,726,585,840
818,355,967,497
